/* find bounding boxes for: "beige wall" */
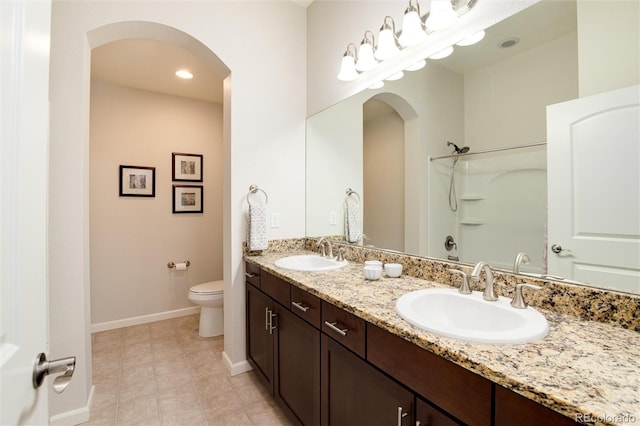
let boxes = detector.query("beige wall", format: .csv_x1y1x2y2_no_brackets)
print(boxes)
578,0,640,97
464,32,579,151
363,105,404,251
90,80,223,325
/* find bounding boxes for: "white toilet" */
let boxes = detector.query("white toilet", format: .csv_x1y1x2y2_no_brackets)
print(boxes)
188,280,224,337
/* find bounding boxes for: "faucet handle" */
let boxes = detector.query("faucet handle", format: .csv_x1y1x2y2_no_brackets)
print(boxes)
336,247,346,262
510,283,542,309
449,269,471,294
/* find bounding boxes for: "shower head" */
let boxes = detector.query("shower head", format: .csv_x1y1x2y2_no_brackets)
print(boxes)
447,141,470,154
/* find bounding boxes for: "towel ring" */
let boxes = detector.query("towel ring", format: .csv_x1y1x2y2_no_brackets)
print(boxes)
346,188,360,203
247,184,268,206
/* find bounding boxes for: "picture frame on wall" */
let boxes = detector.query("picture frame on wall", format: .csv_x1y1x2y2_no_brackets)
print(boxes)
172,152,203,182
119,165,156,197
173,185,203,213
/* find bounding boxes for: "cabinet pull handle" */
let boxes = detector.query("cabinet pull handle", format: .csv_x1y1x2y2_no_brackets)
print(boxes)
265,307,270,331
291,301,309,312
397,407,408,426
324,321,348,336
245,272,256,278
268,312,277,335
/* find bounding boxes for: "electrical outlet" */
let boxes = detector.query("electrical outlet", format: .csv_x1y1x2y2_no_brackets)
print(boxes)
329,211,337,225
270,212,280,228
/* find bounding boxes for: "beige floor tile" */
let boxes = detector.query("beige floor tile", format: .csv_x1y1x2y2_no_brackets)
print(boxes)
83,315,292,426
245,399,295,426
156,370,193,393
203,404,253,426
116,394,160,425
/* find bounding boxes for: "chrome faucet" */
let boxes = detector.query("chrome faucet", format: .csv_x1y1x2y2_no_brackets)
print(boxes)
513,252,530,274
316,237,334,258
470,262,503,301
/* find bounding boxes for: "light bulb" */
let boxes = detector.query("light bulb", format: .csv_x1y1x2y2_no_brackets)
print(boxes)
356,35,378,72
375,27,400,61
399,8,426,47
425,0,457,31
337,55,359,81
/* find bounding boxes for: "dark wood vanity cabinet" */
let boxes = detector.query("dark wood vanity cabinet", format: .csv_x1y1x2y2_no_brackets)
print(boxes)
246,279,274,391
245,266,321,426
276,306,321,426
321,333,414,425
245,263,581,426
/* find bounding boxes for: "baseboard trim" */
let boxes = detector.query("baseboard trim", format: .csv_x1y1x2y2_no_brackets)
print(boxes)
91,306,200,333
222,350,252,376
49,384,94,425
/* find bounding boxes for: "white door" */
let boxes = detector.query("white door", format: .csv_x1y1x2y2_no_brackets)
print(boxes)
1,0,52,424
547,85,640,293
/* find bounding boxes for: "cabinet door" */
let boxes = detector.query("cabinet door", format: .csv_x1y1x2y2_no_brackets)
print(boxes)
275,306,321,426
246,283,274,393
416,397,462,426
321,334,414,426
494,385,578,426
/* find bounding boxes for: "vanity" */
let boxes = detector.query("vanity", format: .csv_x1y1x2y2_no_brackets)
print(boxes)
244,242,640,426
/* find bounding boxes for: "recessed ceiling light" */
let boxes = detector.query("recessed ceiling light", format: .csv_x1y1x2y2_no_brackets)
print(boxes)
175,70,193,79
498,37,520,49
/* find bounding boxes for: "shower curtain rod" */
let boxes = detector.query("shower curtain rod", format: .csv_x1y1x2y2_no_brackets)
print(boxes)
430,141,547,161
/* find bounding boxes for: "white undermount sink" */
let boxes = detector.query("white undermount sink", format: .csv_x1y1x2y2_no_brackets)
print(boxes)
396,288,548,344
275,255,347,272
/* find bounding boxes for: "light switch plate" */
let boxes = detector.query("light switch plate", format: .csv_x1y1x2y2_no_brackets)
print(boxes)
271,212,280,228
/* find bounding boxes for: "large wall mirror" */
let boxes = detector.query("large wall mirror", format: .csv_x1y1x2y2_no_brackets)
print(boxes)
306,0,640,294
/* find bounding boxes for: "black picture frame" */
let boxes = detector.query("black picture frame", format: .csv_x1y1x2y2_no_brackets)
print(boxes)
119,165,156,197
172,185,203,213
172,152,203,182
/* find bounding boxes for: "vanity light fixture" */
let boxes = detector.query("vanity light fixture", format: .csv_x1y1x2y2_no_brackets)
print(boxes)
425,0,458,31
337,0,478,82
337,43,359,81
175,69,193,79
375,16,401,61
356,31,378,72
456,30,485,46
429,45,454,60
398,0,427,47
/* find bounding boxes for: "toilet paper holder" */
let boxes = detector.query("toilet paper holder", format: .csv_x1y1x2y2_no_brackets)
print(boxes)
167,260,191,269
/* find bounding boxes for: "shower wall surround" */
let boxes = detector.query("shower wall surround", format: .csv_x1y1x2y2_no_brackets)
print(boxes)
247,238,639,331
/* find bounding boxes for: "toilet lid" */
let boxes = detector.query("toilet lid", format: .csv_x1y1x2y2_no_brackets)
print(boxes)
190,280,224,295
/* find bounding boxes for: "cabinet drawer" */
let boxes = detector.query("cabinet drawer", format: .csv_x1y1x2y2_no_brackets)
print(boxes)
261,271,291,307
321,301,365,357
290,286,322,329
245,262,261,288
367,324,492,426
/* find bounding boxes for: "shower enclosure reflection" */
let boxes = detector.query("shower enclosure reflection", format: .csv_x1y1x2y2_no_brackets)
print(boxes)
431,144,547,273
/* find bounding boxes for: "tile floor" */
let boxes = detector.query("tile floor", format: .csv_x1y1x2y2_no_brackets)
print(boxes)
84,314,293,425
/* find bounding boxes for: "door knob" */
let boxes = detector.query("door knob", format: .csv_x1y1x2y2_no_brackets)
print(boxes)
551,244,572,254
33,352,76,393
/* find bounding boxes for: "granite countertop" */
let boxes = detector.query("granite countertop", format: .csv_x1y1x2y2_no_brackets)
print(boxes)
245,250,640,426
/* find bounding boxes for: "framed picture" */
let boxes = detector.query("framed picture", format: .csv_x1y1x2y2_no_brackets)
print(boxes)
119,165,155,197
173,185,203,213
172,152,203,182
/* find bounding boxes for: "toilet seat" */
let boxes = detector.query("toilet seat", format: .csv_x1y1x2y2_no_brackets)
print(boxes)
190,280,224,295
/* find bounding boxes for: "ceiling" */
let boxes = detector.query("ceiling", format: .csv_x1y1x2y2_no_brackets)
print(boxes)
91,38,224,103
